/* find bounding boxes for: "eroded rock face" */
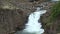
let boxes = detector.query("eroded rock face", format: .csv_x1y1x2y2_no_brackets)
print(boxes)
0,0,57,34
40,2,60,34
0,9,27,34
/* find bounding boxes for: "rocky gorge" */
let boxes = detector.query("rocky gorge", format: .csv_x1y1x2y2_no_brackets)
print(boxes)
0,0,60,34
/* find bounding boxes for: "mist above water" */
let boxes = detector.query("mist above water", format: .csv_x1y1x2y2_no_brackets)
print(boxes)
15,7,47,34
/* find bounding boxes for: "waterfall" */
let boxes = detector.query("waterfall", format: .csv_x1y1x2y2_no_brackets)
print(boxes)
15,7,47,34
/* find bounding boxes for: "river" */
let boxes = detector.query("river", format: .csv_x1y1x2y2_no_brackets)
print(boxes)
15,7,47,34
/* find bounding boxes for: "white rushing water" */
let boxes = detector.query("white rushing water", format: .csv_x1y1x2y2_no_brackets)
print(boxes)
15,7,47,34
23,7,47,34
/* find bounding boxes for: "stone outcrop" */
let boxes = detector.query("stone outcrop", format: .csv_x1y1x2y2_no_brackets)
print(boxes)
0,0,58,34
0,9,25,34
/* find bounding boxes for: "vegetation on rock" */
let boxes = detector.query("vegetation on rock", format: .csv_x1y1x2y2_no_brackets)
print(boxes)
47,1,60,25
44,1,60,34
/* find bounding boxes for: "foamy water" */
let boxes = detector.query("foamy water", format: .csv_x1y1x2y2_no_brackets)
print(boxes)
15,7,47,34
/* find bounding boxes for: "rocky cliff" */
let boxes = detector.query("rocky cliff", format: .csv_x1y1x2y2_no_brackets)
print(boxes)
0,0,58,34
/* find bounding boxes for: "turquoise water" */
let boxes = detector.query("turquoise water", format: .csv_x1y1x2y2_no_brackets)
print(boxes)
15,7,47,34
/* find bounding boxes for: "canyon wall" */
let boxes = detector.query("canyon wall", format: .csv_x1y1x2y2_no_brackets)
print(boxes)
0,0,59,34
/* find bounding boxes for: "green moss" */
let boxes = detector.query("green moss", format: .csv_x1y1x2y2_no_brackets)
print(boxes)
46,1,60,26
49,1,60,21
